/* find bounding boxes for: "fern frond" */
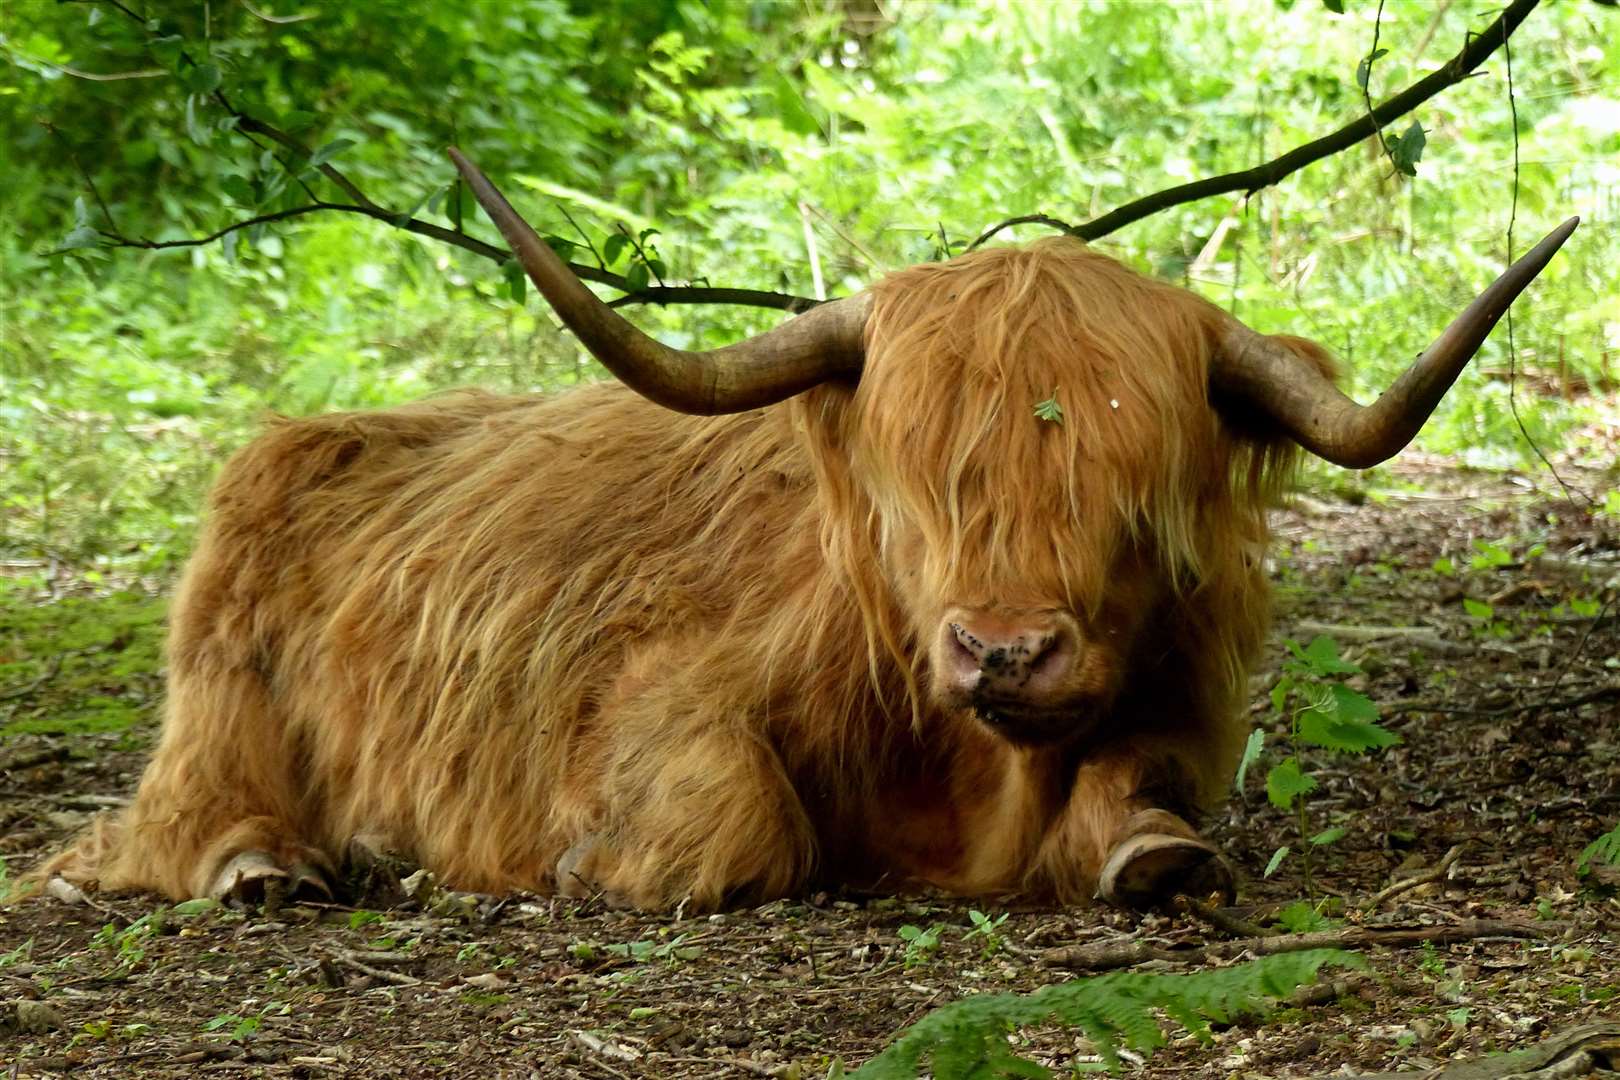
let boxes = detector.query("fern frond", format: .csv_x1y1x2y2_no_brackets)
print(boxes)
851,948,1361,1080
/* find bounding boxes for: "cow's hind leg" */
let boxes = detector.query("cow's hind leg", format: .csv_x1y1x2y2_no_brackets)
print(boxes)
557,722,816,911
49,655,333,905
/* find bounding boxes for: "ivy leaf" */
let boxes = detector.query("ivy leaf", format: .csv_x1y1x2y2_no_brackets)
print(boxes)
1355,47,1388,92
1267,757,1316,811
1387,120,1426,177
1033,391,1063,424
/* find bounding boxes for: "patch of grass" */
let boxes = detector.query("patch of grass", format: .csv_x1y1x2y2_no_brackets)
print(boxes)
0,585,167,737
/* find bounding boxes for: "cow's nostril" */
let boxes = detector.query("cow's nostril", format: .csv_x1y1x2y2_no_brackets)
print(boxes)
1027,633,1061,674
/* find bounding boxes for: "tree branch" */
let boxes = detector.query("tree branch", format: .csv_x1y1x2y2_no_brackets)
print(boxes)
970,0,1542,249
1042,918,1561,973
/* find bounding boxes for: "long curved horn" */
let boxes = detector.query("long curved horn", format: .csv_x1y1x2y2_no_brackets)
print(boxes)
448,148,868,414
1211,217,1579,469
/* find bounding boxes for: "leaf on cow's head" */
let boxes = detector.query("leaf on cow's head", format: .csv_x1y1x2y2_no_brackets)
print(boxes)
1033,391,1063,425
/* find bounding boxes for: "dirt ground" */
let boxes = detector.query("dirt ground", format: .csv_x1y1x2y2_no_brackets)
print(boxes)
3,453,1619,1079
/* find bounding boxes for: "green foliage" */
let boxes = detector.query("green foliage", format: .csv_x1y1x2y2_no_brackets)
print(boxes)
1577,822,1620,878
898,923,945,967
1032,392,1064,425
0,585,167,736
852,949,1361,1079
1254,637,1399,891
92,910,164,976
1,2,1615,577
965,910,1010,957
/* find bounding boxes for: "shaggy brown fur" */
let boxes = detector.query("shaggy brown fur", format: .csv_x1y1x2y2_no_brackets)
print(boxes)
43,239,1334,908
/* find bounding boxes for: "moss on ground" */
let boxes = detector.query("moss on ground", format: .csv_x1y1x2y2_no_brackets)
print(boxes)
0,583,167,737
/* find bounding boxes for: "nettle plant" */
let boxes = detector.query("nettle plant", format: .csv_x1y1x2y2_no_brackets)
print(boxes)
1239,637,1399,894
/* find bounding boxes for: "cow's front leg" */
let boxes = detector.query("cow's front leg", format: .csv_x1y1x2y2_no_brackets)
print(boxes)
1033,747,1233,908
554,720,817,912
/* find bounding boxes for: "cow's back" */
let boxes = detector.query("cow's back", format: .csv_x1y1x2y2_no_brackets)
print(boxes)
174,384,821,891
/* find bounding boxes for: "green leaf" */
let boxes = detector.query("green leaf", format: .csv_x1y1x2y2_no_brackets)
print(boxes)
1309,826,1347,846
502,259,526,305
171,897,221,916
1286,636,1359,676
1234,728,1265,792
55,225,103,252
1463,598,1494,621
1355,47,1388,92
1298,686,1399,753
148,34,184,71
774,70,821,135
602,234,629,266
543,235,580,259
1033,391,1063,424
851,950,1358,1079
184,93,209,145
1263,846,1291,878
1387,120,1426,177
181,61,221,94
391,185,442,227
307,137,357,169
1266,757,1316,810
220,175,256,207
625,262,651,293
1321,0,1345,11
1577,822,1620,875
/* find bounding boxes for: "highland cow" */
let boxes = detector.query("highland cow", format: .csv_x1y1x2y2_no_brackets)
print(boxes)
42,152,1577,911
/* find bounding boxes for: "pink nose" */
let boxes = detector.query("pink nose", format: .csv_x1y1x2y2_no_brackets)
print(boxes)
940,611,1076,704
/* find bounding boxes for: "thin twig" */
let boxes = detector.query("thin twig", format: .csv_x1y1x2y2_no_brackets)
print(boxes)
1359,0,1403,178
1172,895,1274,938
1499,31,1586,508
40,122,119,236
1042,918,1561,972
1364,843,1467,911
329,953,421,986
1385,682,1620,718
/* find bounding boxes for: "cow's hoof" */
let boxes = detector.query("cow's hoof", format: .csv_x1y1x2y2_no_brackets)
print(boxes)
1098,831,1234,909
555,836,633,908
210,850,332,908
344,836,415,907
